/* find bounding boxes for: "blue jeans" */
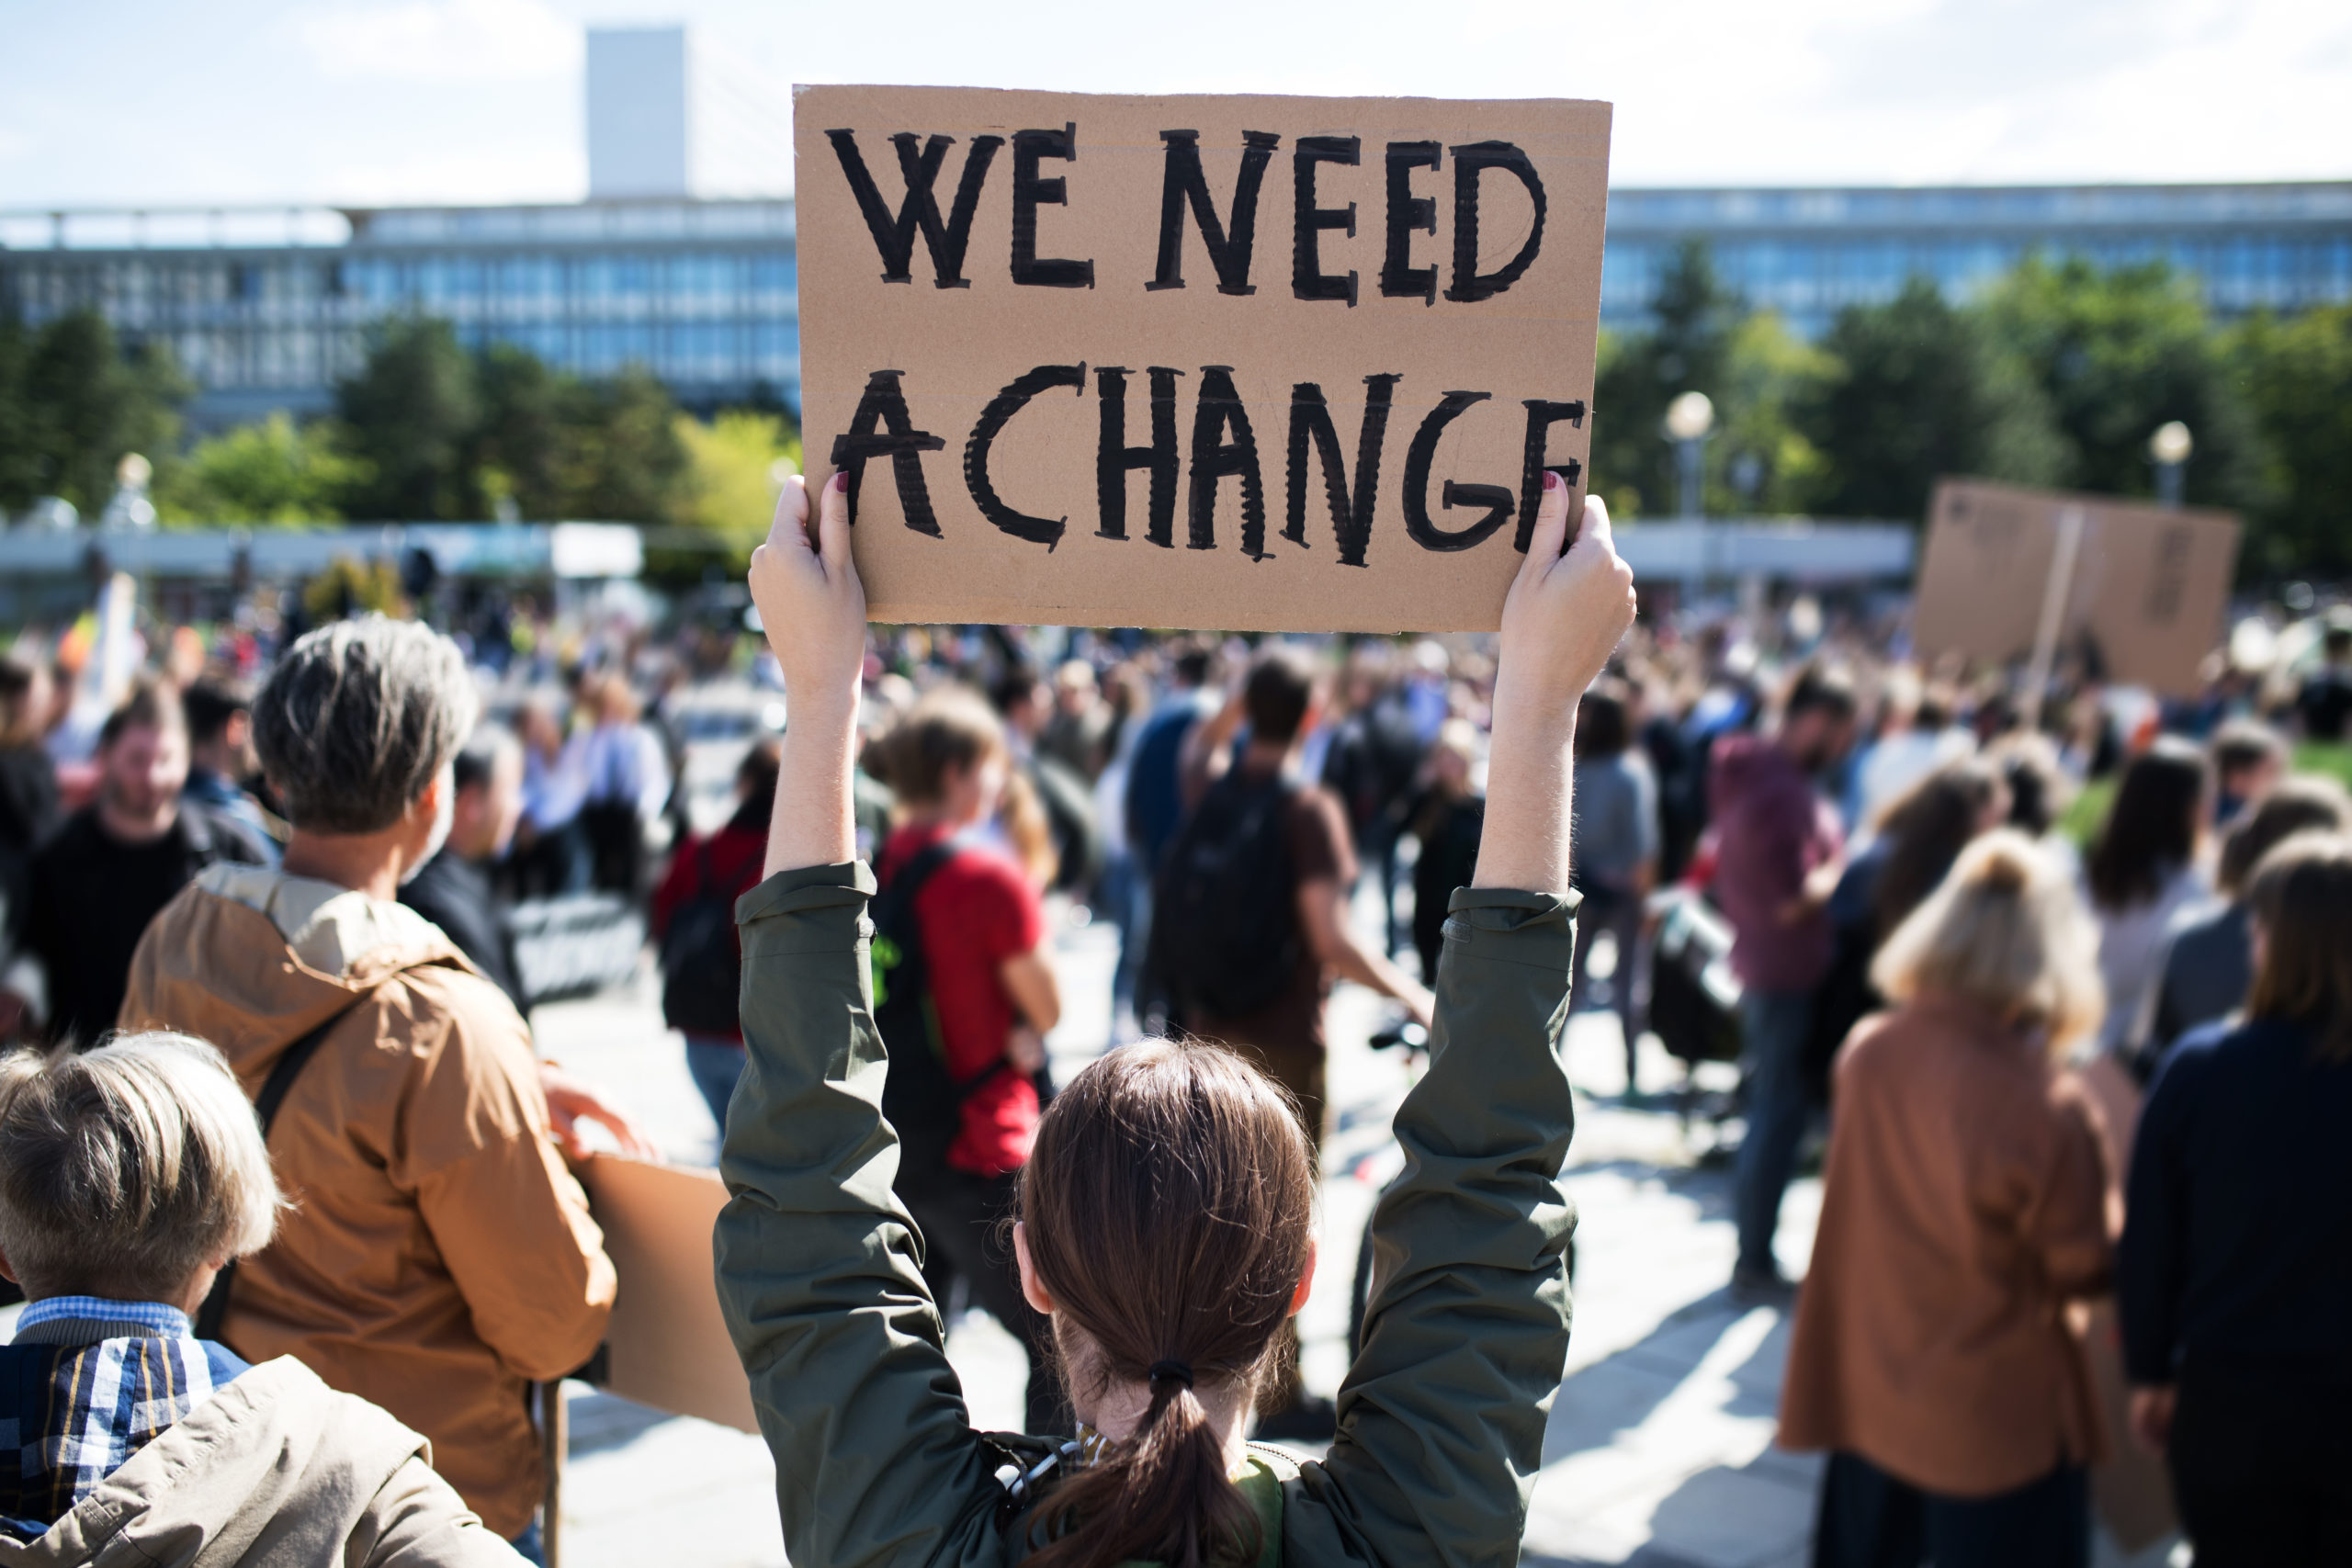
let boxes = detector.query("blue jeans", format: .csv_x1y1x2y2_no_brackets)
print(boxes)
1814,1451,2088,1568
684,1036,746,1134
510,1517,545,1565
1735,987,1815,1277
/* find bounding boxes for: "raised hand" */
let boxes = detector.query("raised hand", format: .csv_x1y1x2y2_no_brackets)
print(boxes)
751,472,867,875
1475,479,1637,895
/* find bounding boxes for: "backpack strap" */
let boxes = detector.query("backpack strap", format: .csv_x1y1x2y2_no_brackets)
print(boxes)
880,838,959,904
194,992,376,1343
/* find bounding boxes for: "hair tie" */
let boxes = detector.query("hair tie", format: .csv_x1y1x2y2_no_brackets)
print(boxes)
1147,1359,1194,1392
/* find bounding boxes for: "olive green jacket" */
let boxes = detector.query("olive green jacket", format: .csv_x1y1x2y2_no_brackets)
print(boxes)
714,863,1578,1568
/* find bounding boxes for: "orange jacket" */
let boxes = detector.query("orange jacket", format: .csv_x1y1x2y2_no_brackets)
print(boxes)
119,864,615,1539
1778,993,2113,1497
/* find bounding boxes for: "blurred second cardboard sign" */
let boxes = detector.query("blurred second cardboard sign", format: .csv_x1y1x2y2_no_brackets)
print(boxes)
1914,478,2240,696
580,1155,756,1434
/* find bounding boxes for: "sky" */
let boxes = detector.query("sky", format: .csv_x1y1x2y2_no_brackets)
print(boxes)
0,0,2346,210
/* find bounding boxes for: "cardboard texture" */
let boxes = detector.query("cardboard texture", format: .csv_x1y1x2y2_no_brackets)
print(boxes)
580,1155,757,1434
1914,479,2240,697
794,85,1613,631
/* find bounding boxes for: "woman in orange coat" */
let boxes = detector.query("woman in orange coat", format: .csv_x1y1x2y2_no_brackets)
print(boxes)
1779,829,2111,1568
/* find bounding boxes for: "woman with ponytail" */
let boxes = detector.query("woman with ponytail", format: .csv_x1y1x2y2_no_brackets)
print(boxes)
716,468,1634,1568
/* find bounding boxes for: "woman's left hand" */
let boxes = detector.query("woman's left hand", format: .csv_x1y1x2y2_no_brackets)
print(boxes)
749,471,866,714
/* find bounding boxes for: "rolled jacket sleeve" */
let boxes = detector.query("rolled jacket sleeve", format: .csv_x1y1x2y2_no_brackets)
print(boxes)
1293,885,1580,1568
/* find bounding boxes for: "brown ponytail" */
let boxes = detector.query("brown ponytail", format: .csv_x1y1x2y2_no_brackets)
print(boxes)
1018,1040,1316,1568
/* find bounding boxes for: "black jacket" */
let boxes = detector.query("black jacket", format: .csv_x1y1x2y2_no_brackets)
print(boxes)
399,851,526,1010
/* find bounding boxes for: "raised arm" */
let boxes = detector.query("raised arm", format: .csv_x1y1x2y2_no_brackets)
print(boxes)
1295,479,1634,1565
716,474,1011,1568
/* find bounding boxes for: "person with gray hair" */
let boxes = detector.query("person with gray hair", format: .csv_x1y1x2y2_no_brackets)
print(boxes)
0,1031,521,1564
116,615,649,1562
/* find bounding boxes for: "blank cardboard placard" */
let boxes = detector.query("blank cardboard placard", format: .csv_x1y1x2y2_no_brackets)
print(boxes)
1914,479,2240,696
794,85,1613,631
581,1155,756,1433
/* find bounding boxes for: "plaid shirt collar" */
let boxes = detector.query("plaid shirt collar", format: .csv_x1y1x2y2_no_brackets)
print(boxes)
15,1297,193,1340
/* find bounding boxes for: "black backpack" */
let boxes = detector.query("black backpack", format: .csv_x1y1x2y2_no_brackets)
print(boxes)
660,840,742,1036
1149,770,1303,1022
872,841,1010,1191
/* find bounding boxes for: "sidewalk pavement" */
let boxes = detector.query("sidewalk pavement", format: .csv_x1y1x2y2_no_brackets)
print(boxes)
532,901,2179,1568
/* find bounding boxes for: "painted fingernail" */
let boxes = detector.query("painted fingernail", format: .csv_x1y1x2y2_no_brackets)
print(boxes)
1544,471,1563,492
831,470,849,492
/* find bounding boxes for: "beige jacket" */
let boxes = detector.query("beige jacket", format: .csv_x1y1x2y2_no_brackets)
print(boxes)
119,865,615,1539
1780,993,2113,1496
0,1356,521,1568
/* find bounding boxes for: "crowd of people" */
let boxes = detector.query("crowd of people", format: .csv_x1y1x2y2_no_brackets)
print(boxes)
0,499,2347,1565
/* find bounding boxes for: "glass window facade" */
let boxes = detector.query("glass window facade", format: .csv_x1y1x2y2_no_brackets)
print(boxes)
5,185,2345,424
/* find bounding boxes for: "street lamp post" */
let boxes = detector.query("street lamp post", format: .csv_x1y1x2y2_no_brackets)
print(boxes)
1664,391,1714,520
2150,421,2193,510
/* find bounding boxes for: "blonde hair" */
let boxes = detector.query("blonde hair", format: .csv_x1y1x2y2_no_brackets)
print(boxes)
1871,829,2105,1053
0,1032,281,1301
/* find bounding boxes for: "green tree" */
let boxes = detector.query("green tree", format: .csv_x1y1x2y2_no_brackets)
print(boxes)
335,317,481,519
555,367,689,524
1590,241,1742,518
155,412,356,525
470,344,570,519
0,311,35,513
1804,279,2067,520
1980,254,2265,512
676,410,799,552
1712,311,1835,515
2231,304,2352,580
9,310,188,513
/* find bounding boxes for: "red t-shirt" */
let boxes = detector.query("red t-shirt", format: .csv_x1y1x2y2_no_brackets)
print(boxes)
876,822,1046,1177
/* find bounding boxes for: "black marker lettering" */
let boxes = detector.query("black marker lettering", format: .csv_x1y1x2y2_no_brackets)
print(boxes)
1187,366,1267,554
1010,124,1094,289
1285,374,1400,567
1402,390,1513,552
1380,141,1441,305
1515,399,1587,551
1095,366,1184,545
1292,135,1360,305
830,369,948,536
1148,130,1280,296
965,363,1087,549
1444,141,1546,304
826,129,1003,288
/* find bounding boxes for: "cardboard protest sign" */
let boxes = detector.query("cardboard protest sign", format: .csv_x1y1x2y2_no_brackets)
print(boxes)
580,1155,756,1433
1914,479,2240,696
794,85,1612,631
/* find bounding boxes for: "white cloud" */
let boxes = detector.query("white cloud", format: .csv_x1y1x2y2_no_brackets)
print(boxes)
292,0,582,83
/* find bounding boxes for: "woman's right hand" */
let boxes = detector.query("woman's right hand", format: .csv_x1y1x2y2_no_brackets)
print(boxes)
750,471,866,715
1493,479,1636,721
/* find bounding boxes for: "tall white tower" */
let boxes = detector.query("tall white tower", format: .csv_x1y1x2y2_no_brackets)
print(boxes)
586,26,689,200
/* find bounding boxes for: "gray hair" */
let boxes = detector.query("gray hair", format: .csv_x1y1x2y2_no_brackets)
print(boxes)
0,1032,281,1301
254,615,478,834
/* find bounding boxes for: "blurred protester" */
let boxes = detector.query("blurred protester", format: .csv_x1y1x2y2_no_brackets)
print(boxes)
578,674,670,897
400,725,529,1011
1849,673,1971,831
1809,759,2009,1102
1990,733,2075,842
1319,648,1426,957
869,687,1063,1437
2120,832,2352,1563
1038,659,1110,780
2145,776,2351,1064
1711,666,1857,1294
991,665,1099,897
0,658,60,985
511,698,590,897
1160,648,1432,1439
17,682,271,1046
1781,831,2109,1568
181,678,280,864
1568,680,1658,1089
2205,718,2286,829
1088,662,1153,1037
2082,739,2211,1056
0,1032,522,1565
1119,642,1219,1025
653,739,782,1130
2292,615,2352,742
117,617,642,1558
1406,718,1486,988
